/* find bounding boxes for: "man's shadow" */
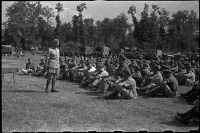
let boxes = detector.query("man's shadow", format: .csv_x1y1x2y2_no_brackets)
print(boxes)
2,90,43,93
171,96,189,105
75,90,101,96
160,117,199,127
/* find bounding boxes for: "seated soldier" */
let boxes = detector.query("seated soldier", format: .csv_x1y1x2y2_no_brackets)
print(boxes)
59,59,67,80
105,69,138,99
144,69,179,98
73,61,88,82
81,63,102,87
97,54,129,95
104,58,112,74
170,61,179,72
174,62,185,73
131,65,143,87
137,64,163,94
36,59,46,76
180,81,199,103
178,65,195,86
65,60,78,80
173,63,186,79
89,63,109,89
141,62,151,77
175,99,199,125
21,58,35,75
81,62,97,83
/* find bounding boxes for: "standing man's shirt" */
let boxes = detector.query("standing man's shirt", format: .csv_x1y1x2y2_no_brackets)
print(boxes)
46,47,60,69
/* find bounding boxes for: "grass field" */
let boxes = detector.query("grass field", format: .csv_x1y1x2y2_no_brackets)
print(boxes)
1,53,199,132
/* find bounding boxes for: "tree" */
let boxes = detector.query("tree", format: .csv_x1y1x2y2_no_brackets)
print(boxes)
4,1,55,51
83,18,95,46
112,13,131,48
55,2,64,40
148,4,160,44
128,5,140,39
158,8,169,40
77,3,87,46
168,10,199,52
138,3,150,49
72,15,79,42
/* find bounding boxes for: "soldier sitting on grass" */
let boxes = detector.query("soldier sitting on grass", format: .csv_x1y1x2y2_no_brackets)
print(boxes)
137,64,163,95
177,64,195,86
131,65,143,87
89,63,109,90
180,81,199,104
65,60,79,80
81,63,104,87
80,62,96,84
97,54,129,95
59,59,68,80
142,69,179,98
72,61,88,82
175,98,199,125
35,59,46,76
21,58,35,75
104,68,138,99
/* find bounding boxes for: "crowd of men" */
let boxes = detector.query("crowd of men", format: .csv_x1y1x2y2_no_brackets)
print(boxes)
21,53,199,126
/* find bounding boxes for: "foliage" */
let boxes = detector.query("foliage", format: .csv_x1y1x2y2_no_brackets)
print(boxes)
2,2,199,53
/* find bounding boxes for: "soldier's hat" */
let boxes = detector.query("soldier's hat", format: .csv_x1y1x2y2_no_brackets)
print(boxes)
123,68,132,76
153,64,160,70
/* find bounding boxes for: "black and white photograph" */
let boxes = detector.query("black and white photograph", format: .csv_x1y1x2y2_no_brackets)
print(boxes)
1,1,199,132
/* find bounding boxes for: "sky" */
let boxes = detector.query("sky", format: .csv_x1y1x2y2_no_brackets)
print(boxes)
2,1,199,27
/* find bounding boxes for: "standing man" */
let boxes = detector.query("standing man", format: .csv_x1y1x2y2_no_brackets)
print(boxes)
45,39,60,93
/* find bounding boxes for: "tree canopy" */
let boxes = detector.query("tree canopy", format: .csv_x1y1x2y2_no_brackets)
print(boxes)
2,2,199,53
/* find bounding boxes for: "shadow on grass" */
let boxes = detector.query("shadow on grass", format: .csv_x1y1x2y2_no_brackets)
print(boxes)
160,117,199,127
2,90,43,93
171,96,188,105
49,102,72,109
75,91,101,96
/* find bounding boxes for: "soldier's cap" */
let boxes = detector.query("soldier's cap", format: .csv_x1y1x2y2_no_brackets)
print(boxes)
152,64,160,70
123,68,132,76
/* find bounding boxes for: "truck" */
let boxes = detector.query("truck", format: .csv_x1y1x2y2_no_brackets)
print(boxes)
93,46,110,57
2,45,13,55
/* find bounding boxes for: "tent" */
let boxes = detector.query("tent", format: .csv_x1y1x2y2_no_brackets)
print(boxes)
94,46,110,57
2,45,12,55
85,46,93,55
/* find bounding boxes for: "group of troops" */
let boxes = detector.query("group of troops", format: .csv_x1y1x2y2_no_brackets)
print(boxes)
21,53,199,126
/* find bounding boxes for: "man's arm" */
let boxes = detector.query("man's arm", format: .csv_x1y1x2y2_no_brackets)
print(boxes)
45,49,50,69
25,63,29,70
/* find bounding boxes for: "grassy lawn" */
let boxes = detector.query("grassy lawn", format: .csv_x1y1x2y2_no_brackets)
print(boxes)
2,53,199,132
